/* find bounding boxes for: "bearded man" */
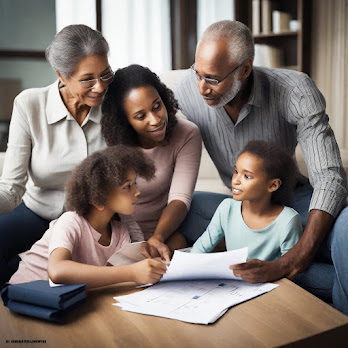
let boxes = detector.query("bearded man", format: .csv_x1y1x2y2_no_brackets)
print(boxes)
175,20,348,315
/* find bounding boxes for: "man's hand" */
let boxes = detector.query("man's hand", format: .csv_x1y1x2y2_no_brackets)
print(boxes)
231,210,335,284
140,237,171,262
230,259,285,283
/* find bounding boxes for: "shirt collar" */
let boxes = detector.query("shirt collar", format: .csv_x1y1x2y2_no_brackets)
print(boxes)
87,104,102,123
246,69,262,107
46,80,69,124
90,220,115,247
46,80,102,125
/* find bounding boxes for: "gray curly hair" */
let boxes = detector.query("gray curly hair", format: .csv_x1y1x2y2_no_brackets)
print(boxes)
200,20,254,64
46,24,109,78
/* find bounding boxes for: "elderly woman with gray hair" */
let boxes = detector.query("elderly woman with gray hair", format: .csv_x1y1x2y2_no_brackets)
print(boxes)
0,24,114,287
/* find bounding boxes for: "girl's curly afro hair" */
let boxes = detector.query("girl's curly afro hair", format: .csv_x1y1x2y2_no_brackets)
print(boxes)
65,144,155,217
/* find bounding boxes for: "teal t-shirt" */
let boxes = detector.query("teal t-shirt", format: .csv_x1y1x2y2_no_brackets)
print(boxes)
191,199,303,261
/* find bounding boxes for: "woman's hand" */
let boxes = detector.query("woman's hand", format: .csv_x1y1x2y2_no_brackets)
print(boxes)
141,237,172,262
130,258,167,285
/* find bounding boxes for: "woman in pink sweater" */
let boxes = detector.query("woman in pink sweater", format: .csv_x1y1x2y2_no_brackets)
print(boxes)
101,65,202,261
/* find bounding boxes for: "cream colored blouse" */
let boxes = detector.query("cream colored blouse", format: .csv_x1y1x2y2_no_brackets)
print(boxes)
0,81,106,220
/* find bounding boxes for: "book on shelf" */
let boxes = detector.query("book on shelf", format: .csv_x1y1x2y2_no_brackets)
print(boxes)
261,0,272,34
252,0,261,34
272,10,291,33
254,44,283,68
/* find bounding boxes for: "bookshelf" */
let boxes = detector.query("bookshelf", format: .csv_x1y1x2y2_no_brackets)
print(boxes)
234,0,311,75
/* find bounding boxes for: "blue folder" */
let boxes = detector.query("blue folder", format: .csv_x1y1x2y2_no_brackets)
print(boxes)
1,280,86,323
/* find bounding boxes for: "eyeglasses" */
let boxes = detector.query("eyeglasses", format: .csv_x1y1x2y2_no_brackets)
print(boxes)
190,61,244,87
70,69,114,89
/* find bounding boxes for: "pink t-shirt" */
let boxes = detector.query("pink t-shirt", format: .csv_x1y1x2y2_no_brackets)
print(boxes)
132,118,202,239
9,211,131,284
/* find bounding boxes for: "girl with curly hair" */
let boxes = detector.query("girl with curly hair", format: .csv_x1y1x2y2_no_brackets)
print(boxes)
9,145,167,288
101,65,202,261
192,141,303,281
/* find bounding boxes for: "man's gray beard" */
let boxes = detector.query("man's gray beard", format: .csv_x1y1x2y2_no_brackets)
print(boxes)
209,77,242,109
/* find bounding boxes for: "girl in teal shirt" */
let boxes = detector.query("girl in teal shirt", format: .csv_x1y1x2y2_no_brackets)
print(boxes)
191,140,303,262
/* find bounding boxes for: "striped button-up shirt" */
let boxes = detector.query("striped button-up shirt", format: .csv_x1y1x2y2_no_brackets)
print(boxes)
175,66,347,218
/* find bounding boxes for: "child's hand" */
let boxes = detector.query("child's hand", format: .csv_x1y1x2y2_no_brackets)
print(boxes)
131,259,167,285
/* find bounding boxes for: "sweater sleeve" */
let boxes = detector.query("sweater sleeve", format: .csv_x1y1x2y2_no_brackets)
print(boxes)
167,121,202,210
0,95,31,214
119,214,144,242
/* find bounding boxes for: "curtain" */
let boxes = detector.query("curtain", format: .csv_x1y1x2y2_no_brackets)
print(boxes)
310,0,348,149
55,0,96,32
55,0,171,72
197,0,235,40
102,0,171,72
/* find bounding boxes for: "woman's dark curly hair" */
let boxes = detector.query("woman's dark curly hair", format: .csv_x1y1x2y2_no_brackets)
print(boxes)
240,140,297,206
101,64,178,146
65,145,155,217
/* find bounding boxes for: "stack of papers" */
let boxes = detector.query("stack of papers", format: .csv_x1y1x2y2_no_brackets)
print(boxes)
114,280,278,324
113,248,278,324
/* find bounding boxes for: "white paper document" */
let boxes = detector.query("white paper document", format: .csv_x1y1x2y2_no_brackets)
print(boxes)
107,241,146,266
114,280,278,324
161,247,248,282
113,247,278,324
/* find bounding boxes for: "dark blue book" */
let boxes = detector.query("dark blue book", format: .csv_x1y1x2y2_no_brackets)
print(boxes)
5,297,86,323
1,280,86,310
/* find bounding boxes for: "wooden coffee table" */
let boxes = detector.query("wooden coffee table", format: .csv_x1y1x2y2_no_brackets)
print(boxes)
1,278,348,347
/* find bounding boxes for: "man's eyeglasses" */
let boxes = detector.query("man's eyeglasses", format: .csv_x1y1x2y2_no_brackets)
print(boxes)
70,70,114,89
190,61,244,87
